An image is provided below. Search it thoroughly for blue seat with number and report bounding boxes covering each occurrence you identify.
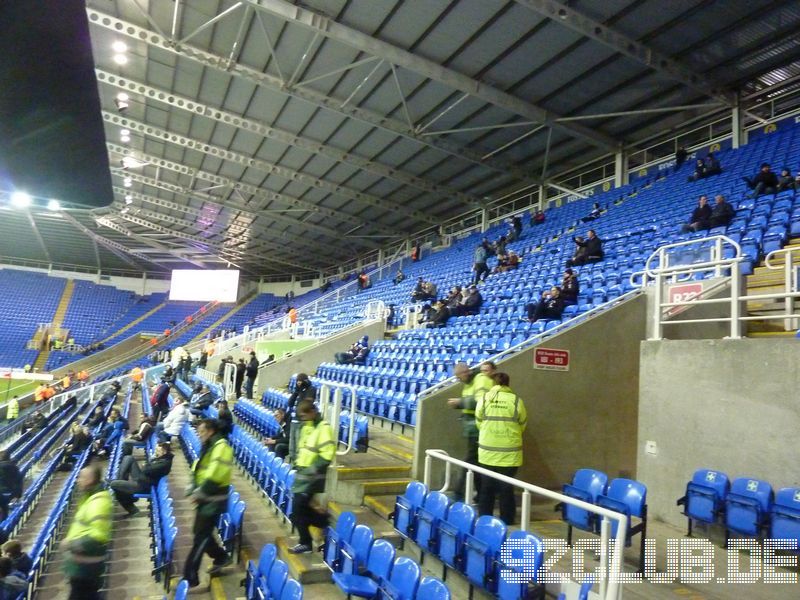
[769,487,800,549]
[725,478,773,543]
[677,469,729,535]
[437,502,475,570]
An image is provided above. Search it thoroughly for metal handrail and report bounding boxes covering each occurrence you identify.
[424,449,627,600]
[764,246,800,330]
[318,382,357,456]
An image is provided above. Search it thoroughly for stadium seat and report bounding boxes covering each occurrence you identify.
[246,544,277,600]
[332,538,396,599]
[559,468,608,540]
[437,501,475,571]
[380,556,421,600]
[394,481,427,543]
[323,511,357,571]
[416,577,450,600]
[495,530,544,600]
[769,487,800,549]
[462,515,507,592]
[415,491,449,555]
[339,524,374,576]
[725,478,774,544]
[595,478,648,571]
[677,469,730,536]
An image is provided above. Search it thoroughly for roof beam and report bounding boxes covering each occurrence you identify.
[25,212,51,264]
[106,143,388,244]
[85,9,543,189]
[102,111,439,227]
[91,237,101,270]
[95,70,484,209]
[512,0,735,105]
[247,0,618,151]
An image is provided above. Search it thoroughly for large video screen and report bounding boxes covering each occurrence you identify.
[169,270,240,302]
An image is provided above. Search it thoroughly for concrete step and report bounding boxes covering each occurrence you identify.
[274,535,331,585]
[362,494,397,521]
[748,330,797,338]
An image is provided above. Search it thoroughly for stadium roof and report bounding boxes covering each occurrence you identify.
[2,0,800,278]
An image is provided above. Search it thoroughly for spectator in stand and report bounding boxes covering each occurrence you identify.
[410,244,421,262]
[357,270,371,290]
[674,146,688,171]
[234,358,246,398]
[161,366,176,387]
[393,268,405,285]
[150,381,171,422]
[93,408,128,458]
[512,215,523,238]
[154,396,190,443]
[526,287,565,323]
[2,540,32,576]
[561,269,580,305]
[445,287,462,313]
[581,202,603,222]
[425,300,451,329]
[473,243,489,285]
[264,408,290,459]
[494,251,520,274]
[567,230,603,267]
[216,400,233,438]
[216,356,232,382]
[709,194,735,228]
[189,384,214,417]
[411,277,425,300]
[458,285,483,316]
[109,441,173,516]
[287,373,316,417]
[87,406,105,429]
[705,152,722,177]
[334,336,369,365]
[743,163,779,198]
[494,236,508,257]
[687,158,708,182]
[417,303,435,326]
[778,167,797,193]
[122,415,156,456]
[0,556,27,596]
[64,423,91,455]
[681,195,712,233]
[475,372,527,525]
[0,451,22,521]
[533,210,545,225]
[506,221,519,243]
[24,411,46,433]
[99,380,122,406]
[245,351,259,400]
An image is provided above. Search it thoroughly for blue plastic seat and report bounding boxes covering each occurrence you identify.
[394,481,427,542]
[415,491,449,554]
[246,543,277,599]
[266,559,289,600]
[332,539,396,599]
[380,556,421,600]
[462,515,507,591]
[725,477,774,543]
[595,478,648,572]
[769,487,800,549]
[415,577,450,600]
[279,579,303,600]
[173,579,189,600]
[677,469,729,535]
[559,469,608,540]
[437,502,475,570]
[339,524,374,576]
[323,511,357,571]
[495,530,544,600]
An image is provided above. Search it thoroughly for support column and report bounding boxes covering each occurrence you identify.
[539,185,546,210]
[732,95,743,149]
[614,149,629,188]
[481,208,489,233]
[142,272,147,296]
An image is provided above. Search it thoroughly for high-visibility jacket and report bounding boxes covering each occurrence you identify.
[43,387,56,400]
[6,397,18,420]
[34,385,46,402]
[61,376,71,389]
[131,367,143,383]
[63,487,112,579]
[77,370,89,381]
[293,418,335,495]
[475,385,527,467]
[191,435,233,514]
[288,308,298,324]
[456,372,493,438]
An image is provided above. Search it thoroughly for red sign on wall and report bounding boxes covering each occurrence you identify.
[534,348,570,371]
[667,283,703,316]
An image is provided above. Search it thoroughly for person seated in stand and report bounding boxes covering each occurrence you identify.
[493,236,507,257]
[505,221,518,243]
[681,195,712,233]
[93,408,127,458]
[99,380,122,405]
[581,202,603,222]
[189,384,214,417]
[417,303,435,326]
[109,441,173,517]
[494,251,519,273]
[512,215,523,238]
[709,194,735,229]
[743,163,779,198]
[122,415,156,456]
[334,336,369,365]
[0,556,27,596]
[411,277,436,301]
[457,285,483,316]
[533,209,545,225]
[421,280,437,300]
[216,400,233,438]
[426,300,451,329]
[1,540,31,576]
[704,152,722,177]
[778,167,797,193]
[566,230,603,267]
[561,269,579,305]
[526,287,565,323]
[687,158,708,182]
[445,286,463,313]
[87,406,105,429]
[154,396,190,443]
[23,411,46,433]
[264,408,290,459]
[393,268,405,285]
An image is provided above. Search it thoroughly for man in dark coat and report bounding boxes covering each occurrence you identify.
[567,230,603,267]
[109,442,173,515]
[0,451,22,520]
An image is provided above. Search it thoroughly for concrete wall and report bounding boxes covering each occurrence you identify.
[51,334,151,377]
[638,339,800,527]
[254,319,386,391]
[414,293,648,491]
[0,264,171,295]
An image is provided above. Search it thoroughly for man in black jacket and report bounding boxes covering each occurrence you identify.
[526,287,565,322]
[264,408,290,459]
[234,359,246,399]
[709,195,735,228]
[744,163,779,198]
[0,451,23,520]
[561,269,579,305]
[244,351,259,399]
[287,374,315,415]
[682,195,712,233]
[458,286,482,316]
[567,230,603,267]
[109,442,173,516]
[189,384,214,417]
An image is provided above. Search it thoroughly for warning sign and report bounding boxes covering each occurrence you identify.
[534,348,570,371]
[666,282,703,317]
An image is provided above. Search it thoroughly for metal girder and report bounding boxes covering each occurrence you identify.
[106,143,390,243]
[247,0,618,151]
[95,70,483,209]
[25,212,51,263]
[85,9,543,189]
[90,237,101,269]
[102,111,439,227]
[61,212,162,269]
[513,0,735,105]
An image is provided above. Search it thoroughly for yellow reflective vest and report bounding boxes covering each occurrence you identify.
[63,487,112,578]
[192,435,233,509]
[475,385,527,467]
[457,372,493,438]
[6,397,18,420]
[293,418,336,494]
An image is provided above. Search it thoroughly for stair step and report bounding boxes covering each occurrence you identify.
[327,500,402,545]
[335,465,411,481]
[360,479,412,496]
[363,494,398,520]
[748,331,797,338]
[275,536,332,584]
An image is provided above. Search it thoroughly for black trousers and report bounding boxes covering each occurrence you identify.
[454,436,481,502]
[291,493,330,546]
[183,509,228,587]
[478,464,518,526]
[109,456,148,512]
[69,576,102,600]
[473,263,490,285]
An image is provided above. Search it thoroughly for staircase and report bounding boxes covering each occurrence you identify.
[189,291,257,344]
[745,238,800,337]
[33,279,75,371]
[97,301,167,345]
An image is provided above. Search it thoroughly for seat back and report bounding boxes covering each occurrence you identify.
[464,516,507,589]
[267,559,289,599]
[279,579,303,600]
[173,579,189,600]
[562,469,607,531]
[726,478,774,537]
[438,502,475,568]
[387,556,421,600]
[684,469,729,523]
[417,577,450,600]
[394,481,427,537]
[366,539,396,581]
[770,487,800,543]
[340,524,374,575]
[496,530,544,600]
[258,544,278,582]
[323,511,357,568]
[416,491,449,552]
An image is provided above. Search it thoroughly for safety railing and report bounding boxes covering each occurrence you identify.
[763,246,800,331]
[424,449,626,600]
[637,235,800,338]
[363,300,386,321]
[318,382,358,457]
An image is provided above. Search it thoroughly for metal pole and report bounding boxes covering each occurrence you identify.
[520,490,531,532]
[464,470,474,507]
[423,455,431,488]
[785,253,793,331]
[730,260,742,339]
[599,517,610,598]
[653,270,663,340]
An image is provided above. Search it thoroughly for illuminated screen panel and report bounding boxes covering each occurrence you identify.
[169,270,239,302]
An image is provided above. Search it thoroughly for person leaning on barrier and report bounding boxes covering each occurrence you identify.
[63,465,112,600]
[447,363,494,503]
[475,372,527,526]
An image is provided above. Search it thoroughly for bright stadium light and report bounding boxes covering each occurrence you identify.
[123,177,132,188]
[10,191,32,208]
[112,40,127,53]
[125,194,133,204]
[47,199,61,211]
[113,53,128,65]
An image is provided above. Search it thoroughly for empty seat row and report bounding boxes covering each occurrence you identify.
[244,543,303,599]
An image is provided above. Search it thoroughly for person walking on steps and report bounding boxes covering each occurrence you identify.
[63,465,112,600]
[183,418,233,592]
[288,400,336,554]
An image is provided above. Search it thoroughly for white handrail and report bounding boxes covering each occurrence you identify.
[764,246,800,331]
[318,382,357,456]
[424,449,627,600]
